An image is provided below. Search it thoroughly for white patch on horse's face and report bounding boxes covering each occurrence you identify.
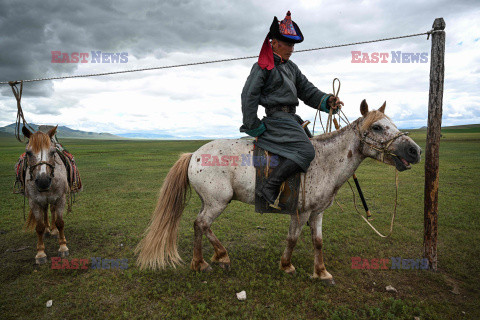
[39,148,48,174]
[371,118,399,139]
[32,146,54,175]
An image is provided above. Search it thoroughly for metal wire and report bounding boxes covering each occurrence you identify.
[0,30,433,85]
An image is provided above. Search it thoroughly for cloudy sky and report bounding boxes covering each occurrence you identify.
[0,0,479,138]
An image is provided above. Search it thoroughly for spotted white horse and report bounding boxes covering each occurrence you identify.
[136,100,421,284]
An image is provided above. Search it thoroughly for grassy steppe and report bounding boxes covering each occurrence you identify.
[0,131,478,319]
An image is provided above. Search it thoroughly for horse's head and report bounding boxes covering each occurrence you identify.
[23,126,58,192]
[358,100,421,171]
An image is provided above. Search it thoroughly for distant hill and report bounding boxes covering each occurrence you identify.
[116,132,220,140]
[440,124,480,133]
[0,123,124,140]
[0,131,12,137]
[117,132,177,139]
[2,123,477,141]
[409,124,480,133]
[442,124,480,129]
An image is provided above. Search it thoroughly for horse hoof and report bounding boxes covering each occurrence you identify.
[217,262,231,271]
[201,264,213,273]
[36,256,47,265]
[281,264,296,275]
[59,250,69,258]
[321,278,336,286]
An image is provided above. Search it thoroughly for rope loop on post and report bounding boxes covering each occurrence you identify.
[9,81,35,142]
[426,29,443,40]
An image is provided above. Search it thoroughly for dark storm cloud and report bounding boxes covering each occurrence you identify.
[0,0,477,101]
[0,0,266,98]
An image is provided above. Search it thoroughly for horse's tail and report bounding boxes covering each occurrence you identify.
[24,207,56,231]
[135,153,193,270]
[24,209,36,231]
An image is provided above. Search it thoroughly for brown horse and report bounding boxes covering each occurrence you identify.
[22,126,70,264]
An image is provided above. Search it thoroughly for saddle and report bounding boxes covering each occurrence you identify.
[14,152,27,195]
[56,146,83,193]
[254,146,302,214]
[253,114,311,214]
[14,142,82,195]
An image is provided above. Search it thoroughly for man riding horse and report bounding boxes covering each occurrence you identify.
[240,11,344,208]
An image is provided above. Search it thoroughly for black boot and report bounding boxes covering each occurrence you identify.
[256,159,303,209]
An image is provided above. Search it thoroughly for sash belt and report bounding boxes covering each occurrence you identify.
[266,106,296,117]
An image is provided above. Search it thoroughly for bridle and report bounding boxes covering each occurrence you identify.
[357,122,409,163]
[27,150,56,181]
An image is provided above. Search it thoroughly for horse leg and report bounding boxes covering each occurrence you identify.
[43,209,51,234]
[191,216,211,272]
[43,206,58,237]
[309,212,335,285]
[52,197,68,257]
[49,206,58,237]
[207,227,231,270]
[32,205,48,264]
[280,211,310,275]
[191,201,229,272]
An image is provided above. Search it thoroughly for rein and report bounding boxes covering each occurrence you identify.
[304,79,344,213]
[346,168,398,238]
[347,115,401,238]
[307,78,402,238]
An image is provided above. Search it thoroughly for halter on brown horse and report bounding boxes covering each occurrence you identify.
[22,126,70,264]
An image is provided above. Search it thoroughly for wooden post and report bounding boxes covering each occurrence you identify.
[424,18,446,271]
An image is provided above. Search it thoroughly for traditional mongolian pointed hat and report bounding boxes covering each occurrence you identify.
[258,11,304,70]
[270,11,304,43]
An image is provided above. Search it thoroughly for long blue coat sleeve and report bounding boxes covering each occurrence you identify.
[240,64,267,136]
[293,63,333,113]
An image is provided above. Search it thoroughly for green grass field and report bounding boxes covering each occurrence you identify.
[0,131,479,319]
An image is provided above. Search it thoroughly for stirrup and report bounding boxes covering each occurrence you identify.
[268,182,285,210]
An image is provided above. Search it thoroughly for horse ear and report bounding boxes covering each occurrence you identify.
[360,99,369,117]
[379,101,386,114]
[47,125,58,138]
[22,126,32,139]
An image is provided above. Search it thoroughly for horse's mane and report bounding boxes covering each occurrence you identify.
[28,131,51,153]
[360,110,391,131]
[312,111,390,141]
[311,120,354,142]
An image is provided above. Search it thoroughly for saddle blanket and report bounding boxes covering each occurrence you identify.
[254,145,302,215]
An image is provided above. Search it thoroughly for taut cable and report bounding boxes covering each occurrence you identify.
[0,30,433,85]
